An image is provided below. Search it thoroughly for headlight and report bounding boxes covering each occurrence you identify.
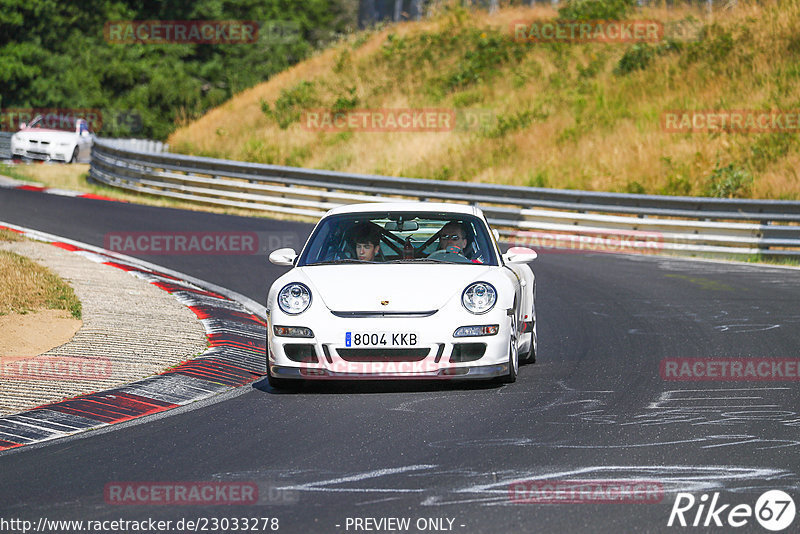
[273,325,314,338]
[462,282,497,314]
[454,325,499,337]
[278,283,312,315]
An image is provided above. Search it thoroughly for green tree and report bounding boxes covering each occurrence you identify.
[0,0,357,138]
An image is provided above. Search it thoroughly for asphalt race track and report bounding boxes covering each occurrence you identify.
[1,188,799,533]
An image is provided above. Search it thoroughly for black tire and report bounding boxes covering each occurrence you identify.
[519,333,536,365]
[69,147,79,163]
[267,363,296,390]
[520,312,536,365]
[500,316,518,384]
[520,286,537,364]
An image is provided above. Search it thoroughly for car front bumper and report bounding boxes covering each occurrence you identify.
[269,362,509,380]
[267,308,514,381]
[13,149,70,162]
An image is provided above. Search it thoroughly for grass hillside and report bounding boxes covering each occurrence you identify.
[169,0,800,199]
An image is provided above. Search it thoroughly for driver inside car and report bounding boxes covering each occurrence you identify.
[438,221,469,254]
[436,221,485,263]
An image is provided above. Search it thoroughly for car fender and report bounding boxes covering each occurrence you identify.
[503,263,534,342]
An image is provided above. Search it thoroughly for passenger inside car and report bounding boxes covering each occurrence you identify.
[351,223,383,261]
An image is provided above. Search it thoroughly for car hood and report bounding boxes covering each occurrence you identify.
[298,264,494,312]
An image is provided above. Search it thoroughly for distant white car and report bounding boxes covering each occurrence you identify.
[266,202,538,387]
[10,115,93,163]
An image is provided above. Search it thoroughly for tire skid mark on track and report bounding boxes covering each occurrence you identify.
[424,386,800,453]
[248,464,798,507]
[0,222,266,452]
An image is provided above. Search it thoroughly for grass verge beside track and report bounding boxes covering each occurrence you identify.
[0,230,81,319]
[0,162,310,221]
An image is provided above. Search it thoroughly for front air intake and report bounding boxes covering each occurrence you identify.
[284,344,318,363]
[449,343,486,363]
[336,348,430,361]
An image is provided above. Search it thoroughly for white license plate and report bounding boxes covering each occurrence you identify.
[345,332,418,347]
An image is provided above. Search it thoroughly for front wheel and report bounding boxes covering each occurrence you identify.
[500,316,518,384]
[69,147,78,163]
[520,310,536,364]
[519,333,536,364]
[520,286,537,364]
[267,363,297,390]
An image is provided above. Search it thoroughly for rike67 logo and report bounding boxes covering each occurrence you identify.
[668,490,795,531]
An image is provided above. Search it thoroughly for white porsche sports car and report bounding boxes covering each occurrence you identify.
[266,202,537,387]
[10,115,94,163]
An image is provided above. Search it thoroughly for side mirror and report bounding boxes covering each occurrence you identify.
[502,246,538,264]
[19,122,26,129]
[269,247,297,266]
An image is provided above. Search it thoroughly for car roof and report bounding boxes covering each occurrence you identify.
[324,202,482,218]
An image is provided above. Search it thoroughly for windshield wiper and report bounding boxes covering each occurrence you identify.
[384,258,449,264]
[309,259,370,265]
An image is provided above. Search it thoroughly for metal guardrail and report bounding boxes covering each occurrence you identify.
[99,138,169,154]
[0,132,12,159]
[89,138,800,259]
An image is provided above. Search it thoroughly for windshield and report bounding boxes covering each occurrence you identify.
[25,115,89,133]
[297,212,498,266]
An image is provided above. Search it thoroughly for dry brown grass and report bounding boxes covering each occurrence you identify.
[7,163,93,190]
[168,0,800,200]
[0,229,24,242]
[0,250,81,318]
